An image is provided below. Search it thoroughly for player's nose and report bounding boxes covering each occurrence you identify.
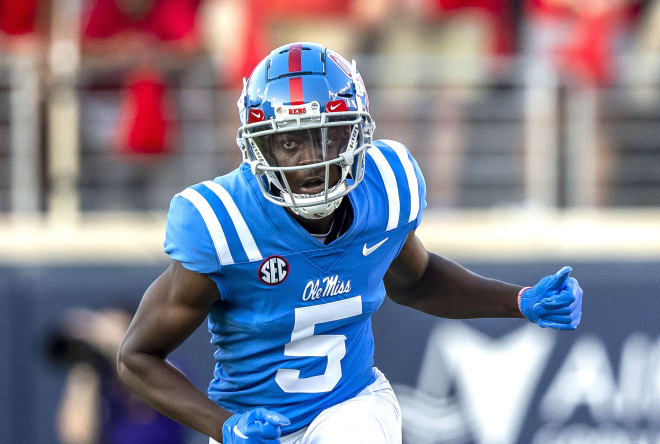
[297,140,323,166]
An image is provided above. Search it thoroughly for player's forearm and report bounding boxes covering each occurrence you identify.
[386,253,524,318]
[117,350,229,442]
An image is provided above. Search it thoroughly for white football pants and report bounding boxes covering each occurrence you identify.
[210,367,402,444]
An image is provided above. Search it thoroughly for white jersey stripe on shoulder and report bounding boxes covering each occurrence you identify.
[368,147,400,231]
[177,188,234,266]
[381,140,419,222]
[202,180,263,262]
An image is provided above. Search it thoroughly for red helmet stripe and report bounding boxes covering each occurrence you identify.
[288,43,302,73]
[289,77,303,105]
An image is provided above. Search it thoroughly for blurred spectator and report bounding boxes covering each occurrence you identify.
[74,0,210,211]
[0,0,48,52]
[200,0,388,87]
[0,0,39,35]
[264,0,388,58]
[370,0,518,207]
[428,0,516,60]
[376,0,516,86]
[524,0,640,87]
[115,68,177,156]
[632,0,660,107]
[200,0,270,87]
[47,307,185,444]
[81,0,201,55]
[80,0,204,157]
[522,0,642,206]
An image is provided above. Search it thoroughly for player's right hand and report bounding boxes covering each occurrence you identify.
[222,408,290,444]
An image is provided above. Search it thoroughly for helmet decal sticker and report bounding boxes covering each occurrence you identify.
[247,109,265,123]
[328,52,353,79]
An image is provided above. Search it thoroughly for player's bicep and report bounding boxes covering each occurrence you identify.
[121,261,220,359]
[385,230,429,292]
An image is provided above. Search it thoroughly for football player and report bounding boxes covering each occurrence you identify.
[117,42,583,444]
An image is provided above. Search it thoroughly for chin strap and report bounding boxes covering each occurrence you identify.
[282,181,348,219]
[289,195,344,219]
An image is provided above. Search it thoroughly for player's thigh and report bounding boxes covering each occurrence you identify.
[301,385,402,443]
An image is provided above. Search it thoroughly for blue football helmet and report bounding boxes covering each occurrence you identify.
[236,42,375,219]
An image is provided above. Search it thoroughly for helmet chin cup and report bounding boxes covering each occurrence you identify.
[281,181,348,219]
[289,196,344,219]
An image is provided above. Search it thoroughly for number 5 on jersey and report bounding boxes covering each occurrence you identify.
[275,296,363,393]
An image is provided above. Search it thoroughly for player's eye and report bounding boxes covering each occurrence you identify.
[282,139,299,151]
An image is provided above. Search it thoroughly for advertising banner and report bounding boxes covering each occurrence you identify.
[373,262,660,444]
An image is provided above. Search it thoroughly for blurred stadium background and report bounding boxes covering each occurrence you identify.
[1,0,659,443]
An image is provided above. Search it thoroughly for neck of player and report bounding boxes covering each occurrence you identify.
[286,208,336,235]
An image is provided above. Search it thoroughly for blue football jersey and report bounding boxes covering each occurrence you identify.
[163,139,427,434]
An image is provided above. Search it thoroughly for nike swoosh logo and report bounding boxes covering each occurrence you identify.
[250,111,262,118]
[329,103,341,111]
[363,237,388,256]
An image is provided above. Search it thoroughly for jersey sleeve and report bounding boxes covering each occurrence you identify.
[407,144,427,230]
[163,193,220,275]
[372,139,427,230]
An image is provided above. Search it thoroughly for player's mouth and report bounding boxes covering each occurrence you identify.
[299,176,325,193]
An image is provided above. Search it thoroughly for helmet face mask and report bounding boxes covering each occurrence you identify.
[236,43,375,219]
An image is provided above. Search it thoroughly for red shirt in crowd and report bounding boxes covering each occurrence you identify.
[82,0,201,42]
[0,0,39,36]
[526,0,642,86]
[429,0,515,56]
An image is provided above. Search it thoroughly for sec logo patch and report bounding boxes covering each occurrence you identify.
[258,255,289,285]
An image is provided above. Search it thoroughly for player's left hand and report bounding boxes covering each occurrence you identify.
[519,266,583,330]
[222,408,291,444]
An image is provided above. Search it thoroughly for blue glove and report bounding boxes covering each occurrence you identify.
[519,266,583,330]
[222,408,290,444]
